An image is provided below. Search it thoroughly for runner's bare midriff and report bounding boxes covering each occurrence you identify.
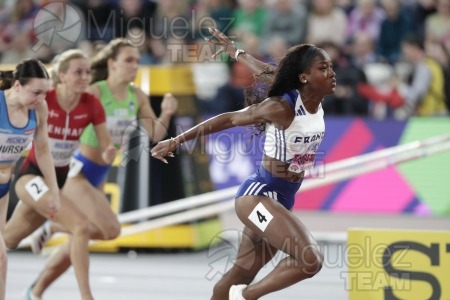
[0,164,14,184]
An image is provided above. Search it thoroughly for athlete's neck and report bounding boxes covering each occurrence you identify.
[4,89,25,111]
[56,85,81,112]
[298,89,322,114]
[106,76,129,100]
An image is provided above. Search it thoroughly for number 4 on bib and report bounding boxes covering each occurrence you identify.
[248,202,273,232]
[257,211,267,223]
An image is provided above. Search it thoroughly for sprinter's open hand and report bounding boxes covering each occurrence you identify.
[150,138,178,164]
[205,27,237,59]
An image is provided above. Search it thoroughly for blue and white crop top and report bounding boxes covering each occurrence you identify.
[264,90,325,173]
[0,91,37,164]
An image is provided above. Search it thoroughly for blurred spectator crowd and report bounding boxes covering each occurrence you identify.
[0,0,449,119]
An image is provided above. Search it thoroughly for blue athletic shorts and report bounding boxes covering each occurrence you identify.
[0,181,11,198]
[72,152,111,188]
[235,165,303,210]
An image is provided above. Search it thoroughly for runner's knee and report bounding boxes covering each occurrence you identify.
[4,239,18,250]
[300,246,323,278]
[72,219,90,238]
[3,232,19,250]
[103,220,120,240]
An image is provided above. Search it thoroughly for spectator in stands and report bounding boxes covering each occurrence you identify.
[425,39,450,113]
[320,41,369,116]
[203,61,252,113]
[405,0,436,40]
[378,0,414,65]
[0,0,38,63]
[126,27,155,65]
[336,0,356,15]
[347,0,385,42]
[307,0,348,47]
[114,0,156,38]
[261,0,308,51]
[264,35,289,63]
[31,0,86,63]
[76,0,118,42]
[425,0,450,44]
[190,0,234,40]
[230,0,267,38]
[396,34,448,117]
[349,32,377,68]
[150,0,189,64]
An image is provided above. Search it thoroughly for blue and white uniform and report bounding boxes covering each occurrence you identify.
[0,91,37,197]
[236,90,325,210]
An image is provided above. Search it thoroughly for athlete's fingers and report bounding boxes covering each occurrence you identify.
[205,38,221,46]
[151,152,168,164]
[212,49,224,59]
[209,27,228,41]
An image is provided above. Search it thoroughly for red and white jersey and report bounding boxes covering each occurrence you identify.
[27,89,106,167]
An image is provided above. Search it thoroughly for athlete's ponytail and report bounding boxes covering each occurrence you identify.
[0,59,49,90]
[0,70,14,90]
[90,38,134,83]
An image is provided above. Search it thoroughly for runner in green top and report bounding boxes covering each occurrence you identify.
[80,80,139,148]
[28,38,178,299]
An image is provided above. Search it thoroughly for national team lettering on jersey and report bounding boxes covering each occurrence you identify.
[26,90,106,167]
[107,114,136,146]
[0,91,37,164]
[48,138,80,166]
[264,91,325,173]
[80,81,139,149]
[0,135,32,163]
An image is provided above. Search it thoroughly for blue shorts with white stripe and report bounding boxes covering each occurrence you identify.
[235,165,303,210]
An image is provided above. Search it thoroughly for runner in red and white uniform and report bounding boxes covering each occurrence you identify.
[4,49,115,300]
[21,88,107,187]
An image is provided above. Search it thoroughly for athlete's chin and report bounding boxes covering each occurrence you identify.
[28,100,42,108]
[326,86,336,95]
[75,85,88,94]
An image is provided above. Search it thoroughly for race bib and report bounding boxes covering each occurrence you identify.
[25,176,49,202]
[248,202,274,232]
[49,138,80,167]
[67,157,84,178]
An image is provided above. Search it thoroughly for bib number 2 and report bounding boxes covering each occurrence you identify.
[248,202,273,232]
[25,176,49,202]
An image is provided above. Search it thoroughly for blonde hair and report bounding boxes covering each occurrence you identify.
[51,49,88,84]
